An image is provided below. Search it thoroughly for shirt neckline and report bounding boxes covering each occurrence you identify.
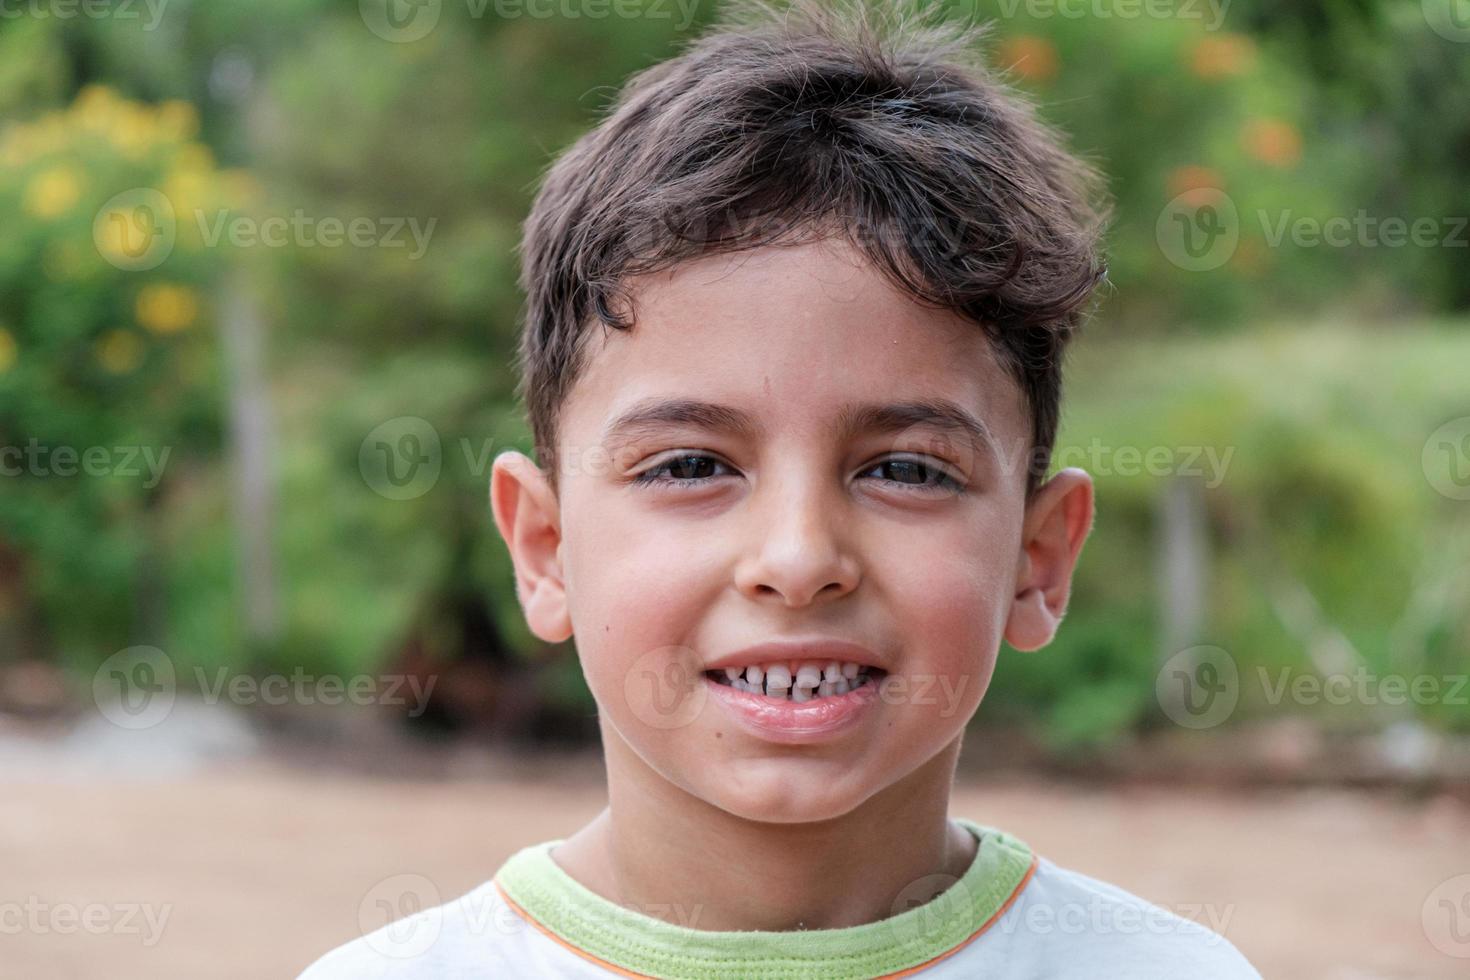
[494,817,1036,979]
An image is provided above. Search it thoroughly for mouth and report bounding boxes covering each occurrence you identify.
[700,657,887,745]
[702,660,887,703]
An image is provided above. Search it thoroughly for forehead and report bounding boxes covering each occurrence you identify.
[559,238,1028,450]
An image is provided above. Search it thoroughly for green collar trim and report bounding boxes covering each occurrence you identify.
[494,818,1035,979]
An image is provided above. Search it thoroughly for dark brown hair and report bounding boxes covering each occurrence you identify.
[515,0,1109,498]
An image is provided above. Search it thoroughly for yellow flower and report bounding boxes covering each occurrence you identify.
[0,130,26,169]
[174,144,215,174]
[23,166,84,219]
[156,100,200,141]
[73,85,121,132]
[162,168,211,223]
[135,283,199,334]
[2,124,36,164]
[96,329,144,374]
[31,116,68,156]
[110,104,157,159]
[0,327,16,374]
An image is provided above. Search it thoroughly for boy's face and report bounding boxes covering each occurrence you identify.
[493,238,1092,824]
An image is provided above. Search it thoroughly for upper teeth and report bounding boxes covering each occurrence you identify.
[715,661,874,700]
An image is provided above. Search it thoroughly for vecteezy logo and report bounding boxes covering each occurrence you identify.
[1424,0,1470,42]
[1156,189,1239,272]
[359,417,442,500]
[1423,874,1470,958]
[93,646,177,729]
[623,646,708,730]
[360,0,441,42]
[888,873,971,948]
[1155,645,1239,730]
[93,188,177,272]
[1423,416,1470,501]
[359,873,443,958]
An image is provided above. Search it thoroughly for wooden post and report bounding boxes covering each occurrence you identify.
[220,269,279,646]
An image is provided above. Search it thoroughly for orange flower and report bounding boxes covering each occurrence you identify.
[1189,35,1254,80]
[998,36,1057,84]
[1230,238,1266,275]
[1166,165,1225,206]
[1242,118,1302,168]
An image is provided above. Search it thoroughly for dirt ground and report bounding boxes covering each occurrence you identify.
[4,745,1468,980]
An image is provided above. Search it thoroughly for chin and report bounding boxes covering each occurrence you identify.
[697,760,875,824]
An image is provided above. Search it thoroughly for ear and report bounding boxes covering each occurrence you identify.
[489,450,573,644]
[1002,467,1095,652]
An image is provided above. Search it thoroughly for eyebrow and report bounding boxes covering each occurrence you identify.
[602,398,761,446]
[601,396,998,460]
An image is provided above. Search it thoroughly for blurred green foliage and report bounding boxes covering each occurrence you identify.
[992,323,1470,744]
[0,85,235,664]
[1,0,1466,743]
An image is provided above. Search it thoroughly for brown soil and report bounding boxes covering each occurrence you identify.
[4,749,1466,979]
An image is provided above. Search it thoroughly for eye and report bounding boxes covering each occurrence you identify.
[631,453,734,488]
[861,456,965,493]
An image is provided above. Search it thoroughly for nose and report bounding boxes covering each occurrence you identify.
[733,474,861,607]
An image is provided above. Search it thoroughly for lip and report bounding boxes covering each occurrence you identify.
[700,638,889,744]
[703,638,887,674]
[703,674,881,744]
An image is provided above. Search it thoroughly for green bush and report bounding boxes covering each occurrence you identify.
[988,322,1470,745]
[0,87,235,666]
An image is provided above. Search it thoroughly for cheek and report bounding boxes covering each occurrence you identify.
[561,500,718,707]
[889,534,1013,692]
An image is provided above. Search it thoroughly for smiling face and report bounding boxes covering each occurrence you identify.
[492,236,1093,825]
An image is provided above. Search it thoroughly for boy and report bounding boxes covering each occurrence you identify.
[303,1,1260,976]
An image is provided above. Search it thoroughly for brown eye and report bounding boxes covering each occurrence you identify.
[632,453,731,486]
[863,456,963,492]
[883,459,929,484]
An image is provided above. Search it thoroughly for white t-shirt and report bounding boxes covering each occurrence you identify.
[299,818,1260,979]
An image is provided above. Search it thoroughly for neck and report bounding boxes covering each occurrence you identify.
[552,733,975,932]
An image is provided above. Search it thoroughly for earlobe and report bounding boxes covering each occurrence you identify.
[1001,467,1095,653]
[489,450,573,644]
